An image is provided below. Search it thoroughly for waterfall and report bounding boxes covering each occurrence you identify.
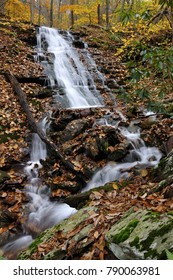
[81,126,162,193]
[2,27,162,259]
[3,116,77,259]
[36,26,105,108]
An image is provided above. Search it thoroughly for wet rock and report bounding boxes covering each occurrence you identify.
[72,40,85,49]
[85,126,127,160]
[0,209,16,228]
[52,108,94,131]
[59,119,91,142]
[106,79,119,89]
[165,136,173,154]
[163,186,173,199]
[34,88,53,99]
[106,208,173,259]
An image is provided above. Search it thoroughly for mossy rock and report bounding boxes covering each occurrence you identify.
[105,208,173,260]
[18,206,98,260]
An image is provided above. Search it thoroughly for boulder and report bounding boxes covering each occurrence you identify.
[18,206,99,260]
[59,119,90,142]
[105,208,173,259]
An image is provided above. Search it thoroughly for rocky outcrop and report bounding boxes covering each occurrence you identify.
[17,206,173,260]
[18,206,100,260]
[152,148,173,192]
[106,208,173,259]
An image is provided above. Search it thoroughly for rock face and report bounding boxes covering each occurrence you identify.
[18,206,99,260]
[18,206,173,260]
[105,208,173,260]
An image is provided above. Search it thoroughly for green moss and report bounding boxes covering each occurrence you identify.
[130,236,140,248]
[18,229,52,259]
[161,237,167,243]
[140,219,173,253]
[112,219,139,244]
[143,211,160,221]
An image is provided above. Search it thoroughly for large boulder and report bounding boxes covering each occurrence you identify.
[105,208,173,260]
[18,206,99,260]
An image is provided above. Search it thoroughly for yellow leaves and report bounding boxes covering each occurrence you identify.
[140,169,148,177]
[13,144,18,150]
[94,231,99,239]
[112,183,119,190]
[5,0,30,22]
[0,158,5,165]
[71,160,83,171]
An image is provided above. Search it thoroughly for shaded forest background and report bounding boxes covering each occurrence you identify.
[0,0,173,31]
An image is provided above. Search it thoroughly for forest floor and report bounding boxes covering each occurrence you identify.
[0,17,173,260]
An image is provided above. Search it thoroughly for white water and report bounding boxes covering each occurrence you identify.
[3,117,77,258]
[2,28,162,258]
[81,126,162,192]
[36,26,104,108]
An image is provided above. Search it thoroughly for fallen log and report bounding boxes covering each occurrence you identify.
[5,70,88,182]
[15,75,48,86]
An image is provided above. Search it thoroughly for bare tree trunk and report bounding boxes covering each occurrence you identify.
[97,4,102,25]
[0,0,7,14]
[70,0,75,28]
[38,0,42,26]
[30,0,34,24]
[50,0,54,27]
[57,0,62,26]
[106,0,110,29]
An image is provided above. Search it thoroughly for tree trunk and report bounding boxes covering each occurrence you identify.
[50,0,54,27]
[38,0,42,26]
[5,71,89,182]
[0,0,6,14]
[30,0,34,24]
[97,4,102,25]
[70,0,74,28]
[105,0,110,29]
[57,0,62,26]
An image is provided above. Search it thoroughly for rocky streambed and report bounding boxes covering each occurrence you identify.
[1,20,173,260]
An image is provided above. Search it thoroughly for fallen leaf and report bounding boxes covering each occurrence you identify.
[140,169,148,177]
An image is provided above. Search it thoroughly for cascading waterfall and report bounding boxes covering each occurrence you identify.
[2,27,162,259]
[36,26,105,108]
[3,116,77,258]
[81,126,162,193]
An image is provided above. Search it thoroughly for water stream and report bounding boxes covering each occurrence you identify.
[81,126,162,192]
[3,26,106,258]
[36,26,105,108]
[2,27,162,258]
[3,117,77,258]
